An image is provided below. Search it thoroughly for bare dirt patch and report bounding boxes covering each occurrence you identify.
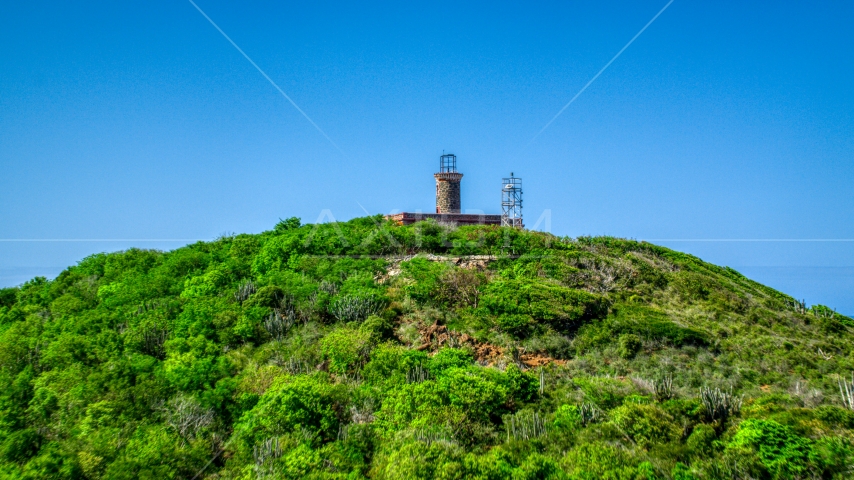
[415,322,565,368]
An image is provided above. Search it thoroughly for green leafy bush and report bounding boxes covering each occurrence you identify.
[573,304,708,355]
[686,424,717,458]
[236,373,342,444]
[561,442,648,479]
[727,419,814,478]
[552,405,582,432]
[480,279,607,337]
[610,403,679,448]
[618,333,642,359]
[320,326,372,374]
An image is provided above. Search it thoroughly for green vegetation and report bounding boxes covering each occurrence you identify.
[1,215,853,479]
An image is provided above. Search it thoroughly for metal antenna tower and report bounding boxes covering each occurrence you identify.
[501,173,523,228]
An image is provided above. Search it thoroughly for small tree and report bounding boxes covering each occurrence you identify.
[274,217,301,234]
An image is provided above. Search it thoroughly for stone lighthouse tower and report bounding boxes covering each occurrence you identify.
[434,153,463,213]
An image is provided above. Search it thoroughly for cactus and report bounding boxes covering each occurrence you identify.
[142,324,168,359]
[329,295,385,323]
[700,387,742,423]
[253,437,282,479]
[654,375,674,402]
[235,281,256,302]
[539,369,545,395]
[414,426,455,446]
[319,280,339,295]
[579,403,600,426]
[633,374,675,402]
[506,411,549,441]
[406,363,430,384]
[839,373,854,410]
[263,310,294,341]
[280,357,310,375]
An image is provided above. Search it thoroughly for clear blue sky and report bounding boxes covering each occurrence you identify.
[1,1,852,313]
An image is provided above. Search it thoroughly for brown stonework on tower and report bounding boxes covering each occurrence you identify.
[435,153,463,213]
[435,172,463,213]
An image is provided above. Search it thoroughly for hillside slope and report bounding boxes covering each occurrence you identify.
[1,216,853,479]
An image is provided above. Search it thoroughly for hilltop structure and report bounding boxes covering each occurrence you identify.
[434,153,463,213]
[385,153,507,226]
[501,173,523,228]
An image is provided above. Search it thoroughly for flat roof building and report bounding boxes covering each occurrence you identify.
[385,212,503,226]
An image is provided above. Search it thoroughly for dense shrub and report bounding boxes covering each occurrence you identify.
[618,333,642,359]
[235,373,343,444]
[320,326,372,374]
[480,279,607,337]
[561,443,650,479]
[610,403,679,448]
[727,419,815,478]
[686,424,717,458]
